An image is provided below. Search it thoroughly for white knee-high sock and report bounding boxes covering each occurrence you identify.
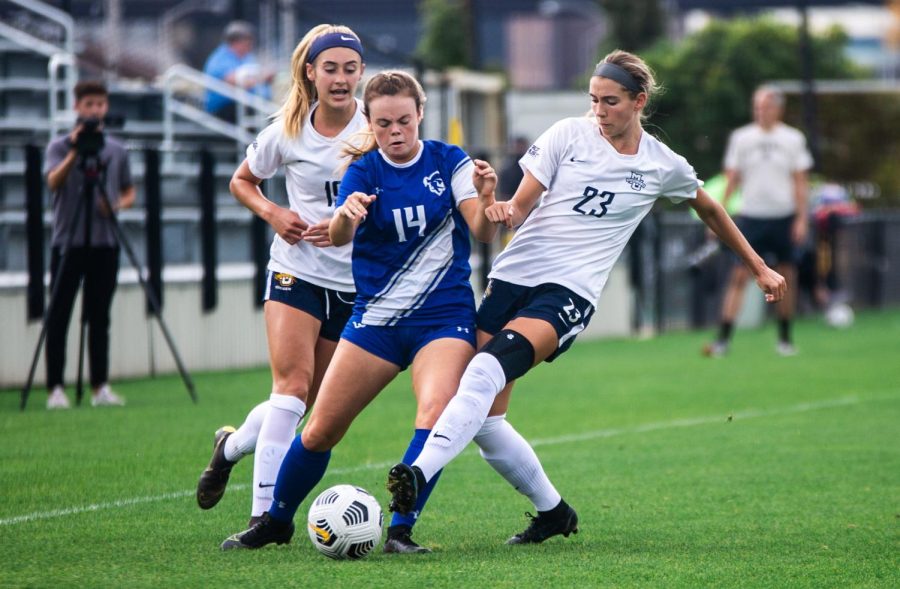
[252,393,306,517]
[413,353,506,481]
[474,414,561,512]
[223,400,270,462]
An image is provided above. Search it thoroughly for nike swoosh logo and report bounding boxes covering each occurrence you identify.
[569,156,585,163]
[340,35,356,41]
[433,433,451,441]
[258,482,275,488]
[308,523,331,542]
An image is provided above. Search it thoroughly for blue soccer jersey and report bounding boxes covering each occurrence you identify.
[337,140,478,326]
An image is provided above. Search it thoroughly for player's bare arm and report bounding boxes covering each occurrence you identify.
[461,159,499,243]
[301,219,334,248]
[230,159,308,245]
[330,191,375,246]
[690,188,785,302]
[485,170,545,229]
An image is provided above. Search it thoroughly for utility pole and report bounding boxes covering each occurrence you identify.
[797,0,820,171]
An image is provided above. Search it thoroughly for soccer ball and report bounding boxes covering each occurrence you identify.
[825,303,854,329]
[307,485,384,559]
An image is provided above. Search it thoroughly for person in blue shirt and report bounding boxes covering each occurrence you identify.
[220,70,499,552]
[203,21,273,122]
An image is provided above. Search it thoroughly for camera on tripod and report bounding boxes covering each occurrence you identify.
[75,115,125,157]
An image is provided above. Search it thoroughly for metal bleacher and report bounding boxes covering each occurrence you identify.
[0,2,284,275]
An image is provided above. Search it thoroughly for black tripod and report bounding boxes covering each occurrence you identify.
[21,148,197,410]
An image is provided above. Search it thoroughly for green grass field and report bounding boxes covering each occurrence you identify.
[2,310,898,588]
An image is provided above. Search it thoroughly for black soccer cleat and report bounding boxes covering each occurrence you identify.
[506,501,579,545]
[383,525,432,554]
[197,426,236,509]
[386,463,424,515]
[220,512,294,550]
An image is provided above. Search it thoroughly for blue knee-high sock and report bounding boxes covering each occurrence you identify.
[390,428,443,528]
[268,434,331,523]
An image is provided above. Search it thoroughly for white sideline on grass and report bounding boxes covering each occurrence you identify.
[0,394,886,527]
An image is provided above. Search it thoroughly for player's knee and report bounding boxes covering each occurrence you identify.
[481,329,535,382]
[300,399,354,451]
[300,422,341,452]
[414,401,445,429]
[270,375,312,401]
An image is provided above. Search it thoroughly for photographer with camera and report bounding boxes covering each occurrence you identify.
[43,80,135,409]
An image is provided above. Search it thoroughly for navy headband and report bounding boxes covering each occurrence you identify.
[592,62,642,93]
[307,32,364,64]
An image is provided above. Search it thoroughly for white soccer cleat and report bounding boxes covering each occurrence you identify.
[776,341,798,357]
[92,384,126,407]
[47,386,71,410]
[702,341,728,358]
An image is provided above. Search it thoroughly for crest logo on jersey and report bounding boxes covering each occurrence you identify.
[423,171,446,196]
[274,273,296,289]
[527,144,541,157]
[626,171,646,191]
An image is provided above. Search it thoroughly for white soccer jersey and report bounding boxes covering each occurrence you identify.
[246,99,367,291]
[489,116,701,305]
[723,122,812,219]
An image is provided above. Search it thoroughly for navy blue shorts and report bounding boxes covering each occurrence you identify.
[263,271,355,342]
[476,279,595,362]
[736,215,796,266]
[340,318,476,371]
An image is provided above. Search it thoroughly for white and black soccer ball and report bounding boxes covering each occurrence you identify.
[307,485,384,560]
[825,303,855,329]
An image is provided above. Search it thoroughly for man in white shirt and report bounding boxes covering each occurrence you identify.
[706,86,812,357]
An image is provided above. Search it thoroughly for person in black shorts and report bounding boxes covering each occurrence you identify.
[195,25,368,535]
[386,51,785,549]
[704,86,812,357]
